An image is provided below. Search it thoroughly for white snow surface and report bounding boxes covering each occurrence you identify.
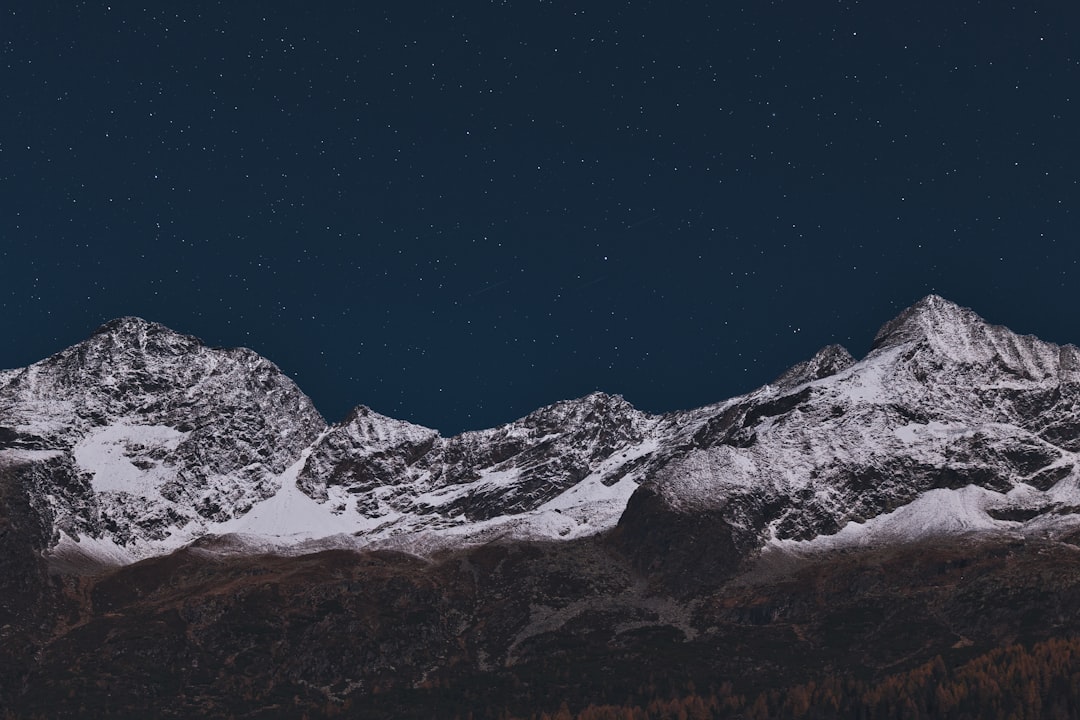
[74,424,187,496]
[769,485,1009,554]
[215,451,359,540]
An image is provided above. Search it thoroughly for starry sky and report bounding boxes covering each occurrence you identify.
[2,2,1078,434]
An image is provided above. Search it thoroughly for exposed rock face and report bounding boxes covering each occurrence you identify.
[772,343,856,389]
[298,392,662,526]
[0,317,326,551]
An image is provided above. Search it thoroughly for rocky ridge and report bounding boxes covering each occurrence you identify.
[3,296,1080,568]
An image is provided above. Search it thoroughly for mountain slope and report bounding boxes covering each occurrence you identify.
[618,295,1080,586]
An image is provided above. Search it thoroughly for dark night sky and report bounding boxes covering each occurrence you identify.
[1,2,1078,434]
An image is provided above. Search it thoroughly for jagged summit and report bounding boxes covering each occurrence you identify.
[89,313,203,345]
[340,403,437,436]
[773,343,855,389]
[87,316,205,354]
[870,294,983,351]
[869,295,1080,379]
[518,390,641,428]
[92,315,176,336]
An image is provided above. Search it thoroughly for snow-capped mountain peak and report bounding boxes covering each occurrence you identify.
[870,294,978,351]
[621,296,1080,577]
[869,294,1080,378]
[0,317,327,554]
[89,315,203,352]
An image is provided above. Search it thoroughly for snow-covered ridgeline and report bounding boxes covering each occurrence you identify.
[11,295,1080,566]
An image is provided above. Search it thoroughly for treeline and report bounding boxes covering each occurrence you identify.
[513,636,1080,720]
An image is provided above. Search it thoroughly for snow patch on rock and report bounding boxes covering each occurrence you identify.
[74,424,187,496]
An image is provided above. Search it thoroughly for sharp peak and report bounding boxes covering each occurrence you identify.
[92,316,193,338]
[908,293,965,313]
[551,390,635,410]
[515,391,641,424]
[342,404,437,431]
[773,343,855,389]
[580,390,627,402]
[898,294,972,319]
[80,317,218,358]
[870,295,988,351]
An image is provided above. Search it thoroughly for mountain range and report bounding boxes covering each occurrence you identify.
[5,295,1080,718]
